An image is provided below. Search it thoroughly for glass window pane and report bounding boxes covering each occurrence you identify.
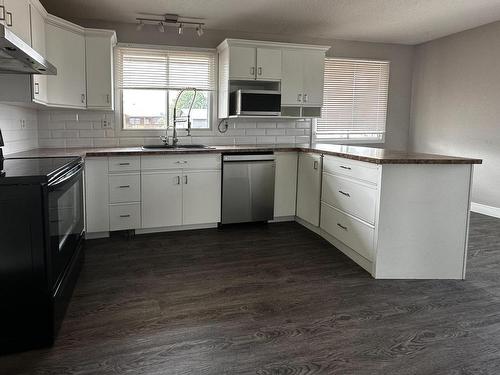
[169,90,210,129]
[122,89,167,129]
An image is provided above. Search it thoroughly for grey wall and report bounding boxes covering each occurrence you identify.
[71,19,415,150]
[410,21,500,209]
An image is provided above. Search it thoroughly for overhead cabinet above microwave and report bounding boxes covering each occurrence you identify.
[217,39,330,119]
[0,0,116,110]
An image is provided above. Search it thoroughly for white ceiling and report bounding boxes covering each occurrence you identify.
[40,0,500,45]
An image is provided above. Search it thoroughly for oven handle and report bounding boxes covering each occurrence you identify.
[48,162,84,190]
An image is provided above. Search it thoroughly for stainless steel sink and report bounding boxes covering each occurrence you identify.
[142,144,214,150]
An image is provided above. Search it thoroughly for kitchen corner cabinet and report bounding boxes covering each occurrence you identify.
[274,152,298,218]
[85,29,117,110]
[296,152,322,226]
[2,0,31,45]
[46,15,86,108]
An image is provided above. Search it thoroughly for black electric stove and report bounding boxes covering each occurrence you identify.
[0,154,85,354]
[0,156,82,185]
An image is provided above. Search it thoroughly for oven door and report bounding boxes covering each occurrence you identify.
[48,161,84,290]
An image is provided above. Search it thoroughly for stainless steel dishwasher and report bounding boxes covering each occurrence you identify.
[221,153,276,224]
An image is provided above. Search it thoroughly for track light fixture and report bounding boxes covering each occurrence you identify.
[135,14,205,37]
[196,24,204,37]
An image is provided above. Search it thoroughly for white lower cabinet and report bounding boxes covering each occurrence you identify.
[182,171,221,225]
[110,203,141,231]
[85,158,109,233]
[274,152,298,218]
[296,152,322,226]
[141,171,183,229]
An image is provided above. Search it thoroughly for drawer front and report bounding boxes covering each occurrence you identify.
[109,204,141,231]
[109,174,140,203]
[322,173,377,224]
[108,156,141,172]
[320,203,375,261]
[323,155,380,184]
[141,154,222,171]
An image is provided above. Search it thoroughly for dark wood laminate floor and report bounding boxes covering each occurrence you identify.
[2,213,500,374]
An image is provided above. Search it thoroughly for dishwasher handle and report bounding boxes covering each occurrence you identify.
[223,154,275,162]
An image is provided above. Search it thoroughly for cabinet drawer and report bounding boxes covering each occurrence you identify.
[322,173,378,225]
[108,156,140,172]
[109,203,141,231]
[323,155,380,184]
[320,203,375,261]
[109,174,140,203]
[141,154,221,171]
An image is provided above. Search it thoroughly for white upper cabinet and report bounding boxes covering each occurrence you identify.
[30,1,47,104]
[282,49,325,106]
[2,0,31,45]
[85,29,117,110]
[46,16,87,108]
[226,43,282,81]
[229,46,256,80]
[256,47,282,80]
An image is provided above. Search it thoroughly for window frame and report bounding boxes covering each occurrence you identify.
[313,57,390,144]
[113,43,219,138]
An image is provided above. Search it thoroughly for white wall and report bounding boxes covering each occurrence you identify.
[0,104,38,155]
[58,19,415,150]
[410,21,500,212]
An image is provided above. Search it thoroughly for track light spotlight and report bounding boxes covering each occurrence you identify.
[178,23,183,35]
[158,22,165,32]
[136,20,144,31]
[196,24,204,36]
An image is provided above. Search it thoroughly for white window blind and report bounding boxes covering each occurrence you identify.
[317,58,390,139]
[116,47,216,91]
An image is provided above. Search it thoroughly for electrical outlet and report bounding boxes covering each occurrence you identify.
[20,119,26,129]
[101,120,111,128]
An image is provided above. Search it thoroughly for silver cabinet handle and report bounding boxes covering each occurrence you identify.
[337,223,348,231]
[175,160,188,164]
[118,162,130,166]
[297,94,302,103]
[258,67,262,76]
[313,160,319,170]
[120,214,131,218]
[34,82,40,95]
[176,176,180,185]
[6,11,12,27]
[338,190,350,197]
[0,6,5,21]
[118,185,130,189]
[184,175,188,184]
[250,67,255,76]
[340,165,352,170]
[106,94,110,104]
[81,93,86,104]
[303,94,308,102]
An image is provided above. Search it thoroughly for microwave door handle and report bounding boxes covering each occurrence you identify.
[49,162,83,190]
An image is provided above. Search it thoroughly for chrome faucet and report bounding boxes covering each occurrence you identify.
[161,88,198,146]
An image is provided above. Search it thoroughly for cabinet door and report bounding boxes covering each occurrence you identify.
[229,46,256,80]
[46,23,86,108]
[281,49,304,105]
[85,158,109,233]
[30,3,47,103]
[3,0,31,45]
[302,50,325,106]
[296,153,322,226]
[86,33,114,109]
[256,47,281,80]
[141,171,182,229]
[182,170,221,225]
[274,152,298,218]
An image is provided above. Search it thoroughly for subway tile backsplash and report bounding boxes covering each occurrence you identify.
[37,109,312,148]
[0,104,38,155]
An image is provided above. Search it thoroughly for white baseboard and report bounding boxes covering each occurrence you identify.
[471,202,500,218]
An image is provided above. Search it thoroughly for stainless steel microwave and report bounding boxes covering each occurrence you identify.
[229,89,281,116]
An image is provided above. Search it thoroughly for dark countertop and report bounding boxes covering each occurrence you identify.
[6,144,482,165]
